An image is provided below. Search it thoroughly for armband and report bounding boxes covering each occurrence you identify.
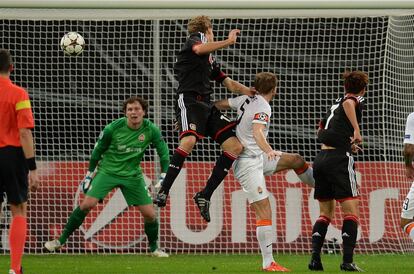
[26,157,37,171]
[210,61,228,83]
[214,71,228,83]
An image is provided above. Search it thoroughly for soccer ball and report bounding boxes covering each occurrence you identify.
[60,32,85,56]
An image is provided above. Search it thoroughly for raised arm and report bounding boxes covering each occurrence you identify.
[193,29,240,55]
[222,77,254,96]
[210,59,254,96]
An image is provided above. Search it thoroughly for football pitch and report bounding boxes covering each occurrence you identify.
[1,254,414,273]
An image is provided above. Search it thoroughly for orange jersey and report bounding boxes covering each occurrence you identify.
[0,77,34,148]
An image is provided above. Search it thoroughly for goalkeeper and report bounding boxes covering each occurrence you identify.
[44,96,169,257]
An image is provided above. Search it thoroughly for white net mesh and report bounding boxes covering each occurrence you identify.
[0,11,413,254]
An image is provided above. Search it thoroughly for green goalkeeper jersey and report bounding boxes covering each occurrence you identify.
[88,117,169,179]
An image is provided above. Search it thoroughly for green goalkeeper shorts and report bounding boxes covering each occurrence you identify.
[86,172,152,206]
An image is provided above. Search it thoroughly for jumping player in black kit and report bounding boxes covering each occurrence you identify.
[308,71,368,272]
[154,15,253,222]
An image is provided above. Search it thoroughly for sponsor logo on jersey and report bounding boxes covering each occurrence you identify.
[117,145,142,153]
[254,112,269,122]
[189,123,197,131]
[405,134,411,140]
[138,134,145,142]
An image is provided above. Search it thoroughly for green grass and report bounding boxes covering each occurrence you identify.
[1,254,413,273]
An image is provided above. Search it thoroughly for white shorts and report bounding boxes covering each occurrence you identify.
[401,181,414,219]
[263,154,281,176]
[233,155,269,204]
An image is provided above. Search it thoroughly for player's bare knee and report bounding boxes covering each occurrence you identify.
[233,141,244,155]
[79,204,94,212]
[253,199,272,220]
[143,212,157,222]
[401,218,412,230]
[292,153,305,169]
[319,200,335,219]
[179,135,197,152]
[9,202,27,217]
[80,199,98,211]
[319,210,334,220]
[341,204,359,217]
[138,204,157,220]
[222,138,243,155]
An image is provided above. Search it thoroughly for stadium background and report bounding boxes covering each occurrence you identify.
[0,18,388,161]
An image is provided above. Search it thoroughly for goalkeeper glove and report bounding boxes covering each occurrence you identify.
[81,171,94,194]
[210,61,228,83]
[154,173,166,189]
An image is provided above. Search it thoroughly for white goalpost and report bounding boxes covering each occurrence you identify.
[0,0,414,255]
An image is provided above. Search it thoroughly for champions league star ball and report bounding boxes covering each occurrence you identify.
[60,32,85,56]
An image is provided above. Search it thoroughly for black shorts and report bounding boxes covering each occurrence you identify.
[313,149,359,201]
[0,146,29,204]
[175,93,236,145]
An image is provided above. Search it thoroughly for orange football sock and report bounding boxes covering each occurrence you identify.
[9,216,27,274]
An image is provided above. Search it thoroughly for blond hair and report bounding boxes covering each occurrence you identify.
[187,15,212,34]
[254,72,278,95]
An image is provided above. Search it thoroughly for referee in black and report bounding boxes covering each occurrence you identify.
[309,70,368,272]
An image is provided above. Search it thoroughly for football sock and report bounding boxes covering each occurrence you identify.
[311,215,330,261]
[294,162,315,187]
[403,222,414,241]
[256,219,274,268]
[9,216,27,273]
[342,215,358,264]
[145,219,159,252]
[59,206,88,245]
[159,147,188,194]
[200,151,237,200]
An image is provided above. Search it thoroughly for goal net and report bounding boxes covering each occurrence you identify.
[0,7,413,254]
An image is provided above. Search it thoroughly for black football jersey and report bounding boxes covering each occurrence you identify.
[318,95,365,151]
[174,32,216,96]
